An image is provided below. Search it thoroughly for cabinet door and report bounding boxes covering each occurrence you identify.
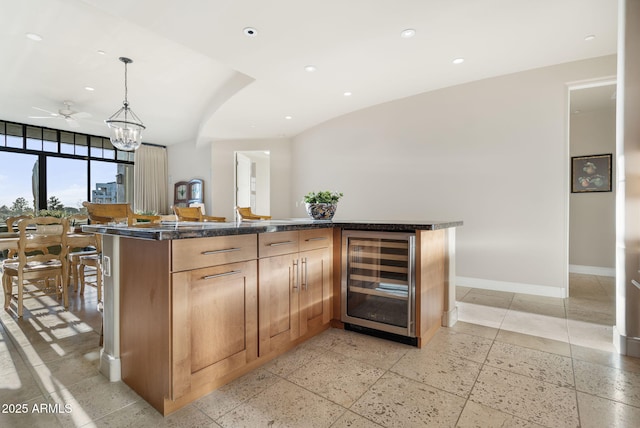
[258,253,300,356]
[299,247,331,336]
[172,260,257,399]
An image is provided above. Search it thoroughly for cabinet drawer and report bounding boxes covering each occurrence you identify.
[172,234,257,272]
[299,228,333,252]
[258,231,299,258]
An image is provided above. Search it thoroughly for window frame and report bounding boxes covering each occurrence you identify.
[0,120,135,211]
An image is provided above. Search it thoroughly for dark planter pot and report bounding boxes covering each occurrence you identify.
[305,203,337,220]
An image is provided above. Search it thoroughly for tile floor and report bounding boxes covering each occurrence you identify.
[1,273,640,427]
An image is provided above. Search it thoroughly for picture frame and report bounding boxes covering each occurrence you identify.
[174,181,189,206]
[571,154,612,193]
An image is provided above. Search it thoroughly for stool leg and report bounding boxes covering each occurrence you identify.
[79,263,86,296]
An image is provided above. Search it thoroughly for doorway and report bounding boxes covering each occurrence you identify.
[566,81,617,340]
[234,151,270,219]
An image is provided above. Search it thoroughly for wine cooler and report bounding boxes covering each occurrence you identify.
[341,230,416,339]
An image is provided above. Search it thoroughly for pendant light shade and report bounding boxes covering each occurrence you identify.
[105,57,145,151]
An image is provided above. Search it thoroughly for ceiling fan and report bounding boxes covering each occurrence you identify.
[29,100,91,128]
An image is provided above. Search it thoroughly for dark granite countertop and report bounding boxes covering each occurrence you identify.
[82,218,463,240]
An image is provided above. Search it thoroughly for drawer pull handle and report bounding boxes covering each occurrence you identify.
[201,247,241,255]
[268,240,295,247]
[305,237,327,242]
[202,270,241,280]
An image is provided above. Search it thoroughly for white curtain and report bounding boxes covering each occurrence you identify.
[134,144,168,214]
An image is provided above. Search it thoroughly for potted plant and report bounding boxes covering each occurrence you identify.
[303,191,343,220]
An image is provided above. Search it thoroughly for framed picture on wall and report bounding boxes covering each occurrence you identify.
[571,154,612,193]
[174,181,189,207]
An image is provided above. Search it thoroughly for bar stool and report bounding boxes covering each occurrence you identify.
[78,253,102,302]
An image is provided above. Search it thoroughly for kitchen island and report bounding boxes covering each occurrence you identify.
[84,218,461,415]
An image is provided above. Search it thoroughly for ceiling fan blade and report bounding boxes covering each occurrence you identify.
[65,117,80,128]
[29,115,56,119]
[32,106,58,116]
[71,111,91,119]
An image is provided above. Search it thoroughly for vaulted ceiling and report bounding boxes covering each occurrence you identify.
[0,0,617,146]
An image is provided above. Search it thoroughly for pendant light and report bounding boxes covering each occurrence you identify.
[105,57,145,151]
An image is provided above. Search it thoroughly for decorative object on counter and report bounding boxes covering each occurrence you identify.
[105,57,145,151]
[571,154,612,193]
[303,190,343,220]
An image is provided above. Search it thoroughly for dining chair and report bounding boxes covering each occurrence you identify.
[65,214,99,293]
[235,206,272,221]
[80,202,161,301]
[173,205,226,222]
[2,216,69,317]
[82,201,162,226]
[4,215,40,258]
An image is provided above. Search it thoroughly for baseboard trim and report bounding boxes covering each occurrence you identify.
[613,326,640,357]
[442,306,458,327]
[456,276,567,298]
[99,348,121,382]
[569,264,615,277]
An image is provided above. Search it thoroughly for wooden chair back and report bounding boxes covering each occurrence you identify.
[6,214,33,232]
[16,216,68,267]
[235,206,272,221]
[82,202,161,226]
[173,206,226,222]
[2,216,69,316]
[173,206,203,222]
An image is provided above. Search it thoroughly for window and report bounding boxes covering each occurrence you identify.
[0,151,39,219]
[0,120,135,225]
[91,160,133,204]
[47,157,87,213]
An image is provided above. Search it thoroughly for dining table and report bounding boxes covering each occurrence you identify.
[0,232,19,252]
[0,231,98,252]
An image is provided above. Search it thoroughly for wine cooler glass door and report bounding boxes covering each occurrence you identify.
[341,231,415,337]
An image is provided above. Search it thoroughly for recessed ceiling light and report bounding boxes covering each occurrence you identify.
[243,27,258,37]
[25,33,43,41]
[285,115,292,120]
[304,65,317,72]
[400,29,416,38]
[584,34,596,41]
[84,86,95,91]
[343,91,352,97]
[452,58,465,64]
[97,50,106,55]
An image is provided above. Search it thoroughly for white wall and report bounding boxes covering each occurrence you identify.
[569,103,616,273]
[291,55,617,297]
[167,141,212,215]
[211,138,291,221]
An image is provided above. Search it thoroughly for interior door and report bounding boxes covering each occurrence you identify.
[235,152,251,210]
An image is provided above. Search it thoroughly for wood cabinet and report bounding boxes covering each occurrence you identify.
[119,234,258,415]
[258,229,332,356]
[171,260,257,399]
[108,223,453,416]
